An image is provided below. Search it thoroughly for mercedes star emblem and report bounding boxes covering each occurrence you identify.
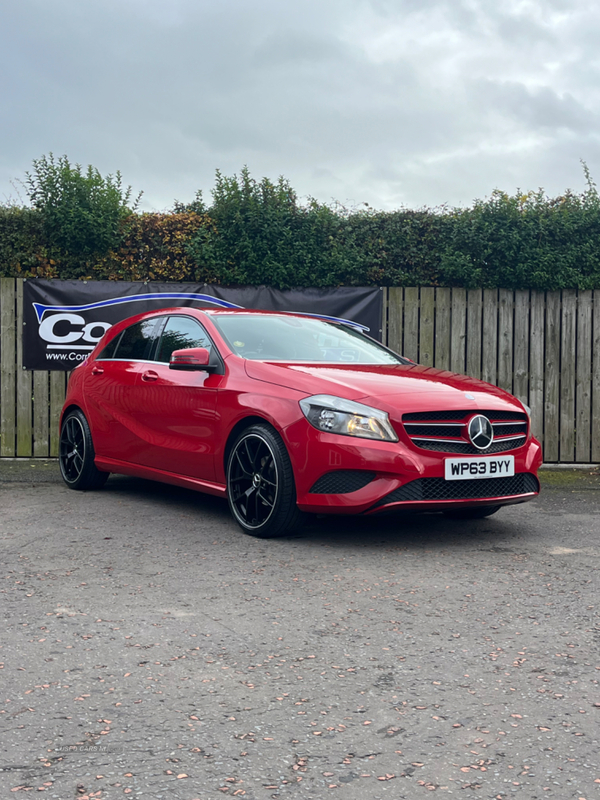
[468,414,494,450]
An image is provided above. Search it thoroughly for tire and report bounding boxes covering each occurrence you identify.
[226,424,302,537]
[59,409,108,491]
[443,505,501,519]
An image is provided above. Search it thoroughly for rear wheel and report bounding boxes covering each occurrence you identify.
[59,409,108,491]
[226,424,302,537]
[444,505,501,519]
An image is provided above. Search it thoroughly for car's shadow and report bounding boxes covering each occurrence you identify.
[100,473,529,552]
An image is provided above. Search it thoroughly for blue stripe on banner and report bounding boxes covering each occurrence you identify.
[31,291,370,332]
[32,292,242,322]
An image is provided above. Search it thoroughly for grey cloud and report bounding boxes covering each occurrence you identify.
[471,80,597,133]
[252,30,347,69]
[1,0,600,212]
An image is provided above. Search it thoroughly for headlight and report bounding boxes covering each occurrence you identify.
[299,394,398,442]
[522,403,531,417]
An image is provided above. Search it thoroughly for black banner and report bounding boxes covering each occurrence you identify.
[23,280,383,370]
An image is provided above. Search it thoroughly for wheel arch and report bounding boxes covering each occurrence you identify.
[60,403,84,428]
[223,415,279,475]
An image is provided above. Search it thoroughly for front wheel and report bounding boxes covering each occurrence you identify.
[59,409,108,491]
[226,424,302,537]
[443,505,501,519]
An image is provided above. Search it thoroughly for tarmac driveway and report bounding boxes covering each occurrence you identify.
[1,461,599,799]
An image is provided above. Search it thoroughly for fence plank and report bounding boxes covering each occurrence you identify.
[0,277,16,457]
[513,291,530,405]
[576,291,592,462]
[403,287,419,362]
[450,288,466,374]
[33,371,49,457]
[592,291,600,462]
[434,287,451,370]
[497,289,514,393]
[419,287,435,366]
[387,287,403,355]
[49,372,66,457]
[16,280,32,456]
[466,290,482,379]
[559,291,576,461]
[481,289,498,386]
[380,287,388,346]
[529,291,545,443]
[544,292,561,462]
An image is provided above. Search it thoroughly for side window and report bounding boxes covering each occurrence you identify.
[97,329,121,360]
[155,316,211,363]
[113,319,160,361]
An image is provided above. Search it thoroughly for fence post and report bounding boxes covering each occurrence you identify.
[576,291,593,462]
[16,279,33,456]
[1,277,16,457]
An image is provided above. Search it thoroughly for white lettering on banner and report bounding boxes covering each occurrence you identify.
[45,351,88,362]
[38,313,111,348]
[81,321,111,342]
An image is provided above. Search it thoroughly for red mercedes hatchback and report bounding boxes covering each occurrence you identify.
[59,307,542,537]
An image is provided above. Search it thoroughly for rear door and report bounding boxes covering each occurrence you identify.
[83,317,164,463]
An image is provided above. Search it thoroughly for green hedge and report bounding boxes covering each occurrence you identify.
[2,160,600,289]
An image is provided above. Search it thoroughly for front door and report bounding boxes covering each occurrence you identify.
[132,315,222,482]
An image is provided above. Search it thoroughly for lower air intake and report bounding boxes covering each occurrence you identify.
[374,473,539,508]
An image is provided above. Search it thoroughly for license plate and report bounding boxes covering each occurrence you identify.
[444,455,515,480]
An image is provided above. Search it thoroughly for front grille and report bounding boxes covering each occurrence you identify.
[411,436,527,454]
[403,410,528,422]
[402,409,528,455]
[406,424,464,437]
[373,473,539,508]
[492,423,528,436]
[404,410,472,421]
[309,470,376,494]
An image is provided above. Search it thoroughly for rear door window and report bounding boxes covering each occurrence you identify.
[97,330,122,360]
[112,319,161,361]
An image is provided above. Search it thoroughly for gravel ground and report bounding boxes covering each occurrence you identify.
[1,461,599,800]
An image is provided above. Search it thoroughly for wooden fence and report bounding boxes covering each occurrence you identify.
[1,278,599,462]
[384,287,600,463]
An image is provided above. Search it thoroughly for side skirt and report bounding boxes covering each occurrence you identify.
[94,457,227,498]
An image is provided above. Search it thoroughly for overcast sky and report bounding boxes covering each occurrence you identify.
[1,0,599,212]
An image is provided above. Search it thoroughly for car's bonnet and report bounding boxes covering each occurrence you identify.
[244,360,523,411]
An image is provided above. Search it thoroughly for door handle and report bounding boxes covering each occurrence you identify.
[91,365,104,375]
[141,370,158,382]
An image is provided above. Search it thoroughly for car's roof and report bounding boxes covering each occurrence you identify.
[146,307,321,319]
[200,308,311,316]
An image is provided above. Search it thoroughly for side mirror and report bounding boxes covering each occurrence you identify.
[169,347,216,371]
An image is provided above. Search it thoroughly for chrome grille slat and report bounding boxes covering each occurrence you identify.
[404,422,464,426]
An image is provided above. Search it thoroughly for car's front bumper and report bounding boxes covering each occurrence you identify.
[285,419,542,515]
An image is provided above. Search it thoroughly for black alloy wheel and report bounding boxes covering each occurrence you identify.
[443,504,501,519]
[226,424,302,537]
[59,409,108,491]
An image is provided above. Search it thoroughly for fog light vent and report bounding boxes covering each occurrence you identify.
[309,470,376,494]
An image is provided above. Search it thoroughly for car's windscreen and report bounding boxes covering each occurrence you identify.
[212,314,406,364]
